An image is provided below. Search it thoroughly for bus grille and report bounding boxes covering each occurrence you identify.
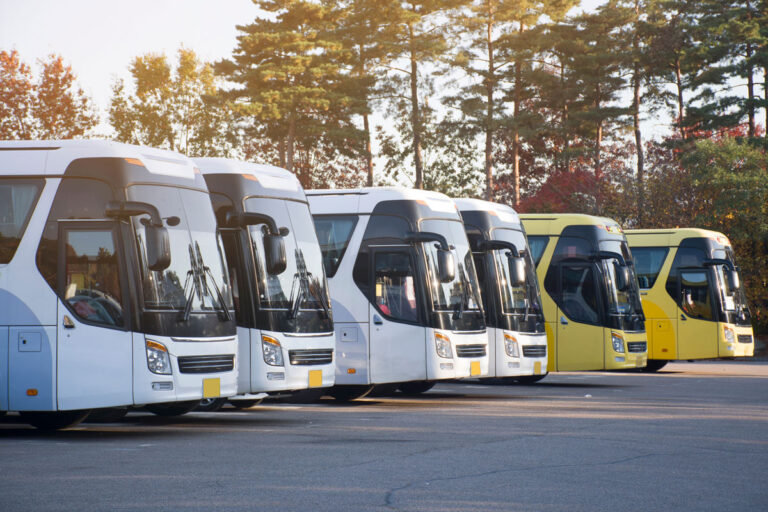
[627,342,647,353]
[177,355,234,374]
[738,335,753,344]
[456,344,486,358]
[289,349,334,365]
[522,345,547,358]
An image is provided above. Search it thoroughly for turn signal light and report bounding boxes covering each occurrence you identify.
[347,368,356,374]
[27,389,38,396]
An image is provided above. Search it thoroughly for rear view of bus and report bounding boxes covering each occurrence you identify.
[309,188,488,400]
[520,214,647,371]
[0,140,237,429]
[196,158,335,401]
[626,228,754,371]
[456,199,548,383]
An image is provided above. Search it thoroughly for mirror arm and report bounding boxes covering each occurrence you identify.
[703,258,735,271]
[105,200,163,227]
[225,210,285,235]
[404,231,450,251]
[478,239,520,258]
[595,250,626,266]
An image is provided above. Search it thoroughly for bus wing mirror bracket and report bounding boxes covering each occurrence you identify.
[405,231,455,283]
[106,201,170,271]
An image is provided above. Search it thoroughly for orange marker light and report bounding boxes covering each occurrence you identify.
[124,158,143,166]
[27,389,38,396]
[347,368,356,374]
[242,174,259,182]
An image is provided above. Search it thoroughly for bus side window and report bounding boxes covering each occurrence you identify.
[373,251,418,323]
[679,270,714,320]
[61,228,125,328]
[526,236,549,267]
[631,247,669,289]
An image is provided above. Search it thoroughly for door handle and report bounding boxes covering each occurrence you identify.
[560,316,568,325]
[373,314,383,325]
[63,315,75,329]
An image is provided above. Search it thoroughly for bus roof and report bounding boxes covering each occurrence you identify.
[193,157,303,197]
[0,139,197,181]
[625,227,730,247]
[519,213,622,236]
[307,187,459,217]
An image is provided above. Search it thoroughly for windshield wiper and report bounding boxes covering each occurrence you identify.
[178,243,232,322]
[288,249,330,320]
[452,263,472,320]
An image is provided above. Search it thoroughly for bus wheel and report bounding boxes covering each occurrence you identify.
[85,407,129,423]
[195,398,227,412]
[514,373,548,385]
[642,360,668,372]
[145,401,199,417]
[399,381,435,395]
[368,383,401,397]
[228,398,263,409]
[328,385,374,402]
[19,410,90,430]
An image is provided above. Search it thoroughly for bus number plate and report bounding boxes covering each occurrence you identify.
[203,378,220,398]
[309,370,322,388]
[470,361,481,376]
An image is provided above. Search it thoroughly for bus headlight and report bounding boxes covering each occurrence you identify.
[504,333,520,358]
[724,326,735,343]
[611,333,625,353]
[262,335,284,366]
[146,340,172,375]
[434,332,453,359]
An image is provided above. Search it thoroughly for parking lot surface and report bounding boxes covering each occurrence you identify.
[2,361,767,511]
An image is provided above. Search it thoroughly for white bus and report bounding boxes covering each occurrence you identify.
[455,199,549,383]
[308,187,489,400]
[195,158,335,406]
[0,140,237,429]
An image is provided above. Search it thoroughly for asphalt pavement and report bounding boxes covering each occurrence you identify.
[2,361,767,511]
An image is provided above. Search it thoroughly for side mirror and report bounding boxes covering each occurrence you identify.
[146,224,171,271]
[264,232,287,275]
[614,261,630,292]
[507,254,526,286]
[727,270,740,292]
[437,248,455,283]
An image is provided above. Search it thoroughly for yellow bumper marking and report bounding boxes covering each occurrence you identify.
[203,378,220,398]
[534,361,542,375]
[309,370,322,387]
[470,361,481,376]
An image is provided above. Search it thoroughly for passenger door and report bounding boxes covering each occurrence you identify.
[556,263,604,371]
[56,223,133,410]
[368,247,426,383]
[677,269,717,359]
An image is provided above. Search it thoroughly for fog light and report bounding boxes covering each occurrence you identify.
[267,372,285,380]
[615,356,625,363]
[152,381,173,391]
[507,362,520,368]
[440,363,454,370]
[726,344,734,351]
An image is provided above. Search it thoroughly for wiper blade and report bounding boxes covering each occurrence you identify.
[178,243,232,322]
[288,249,330,320]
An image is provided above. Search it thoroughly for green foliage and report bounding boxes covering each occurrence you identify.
[109,48,237,156]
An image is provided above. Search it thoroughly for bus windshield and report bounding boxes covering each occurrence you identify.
[128,185,233,319]
[716,249,751,326]
[420,219,484,332]
[246,198,332,333]
[490,228,544,327]
[598,239,644,331]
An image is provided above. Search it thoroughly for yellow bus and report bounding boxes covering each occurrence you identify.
[520,214,647,372]
[625,228,754,371]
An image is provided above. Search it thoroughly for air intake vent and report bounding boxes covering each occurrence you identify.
[627,342,646,353]
[177,355,234,374]
[738,334,753,344]
[289,349,333,366]
[456,344,486,358]
[522,345,546,358]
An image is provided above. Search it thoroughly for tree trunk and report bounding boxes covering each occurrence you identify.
[594,83,602,180]
[364,112,373,187]
[560,60,570,174]
[484,13,494,201]
[746,0,755,138]
[675,56,685,138]
[409,22,423,190]
[512,23,525,207]
[633,0,644,224]
[287,112,296,173]
[764,67,768,138]
[278,136,286,169]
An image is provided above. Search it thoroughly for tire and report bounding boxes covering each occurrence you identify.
[642,359,669,372]
[145,400,199,417]
[368,383,401,397]
[228,398,263,409]
[328,385,374,402]
[279,388,326,403]
[195,398,227,412]
[514,373,548,384]
[398,381,435,395]
[19,410,90,431]
[0,410,6,417]
[85,407,129,423]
